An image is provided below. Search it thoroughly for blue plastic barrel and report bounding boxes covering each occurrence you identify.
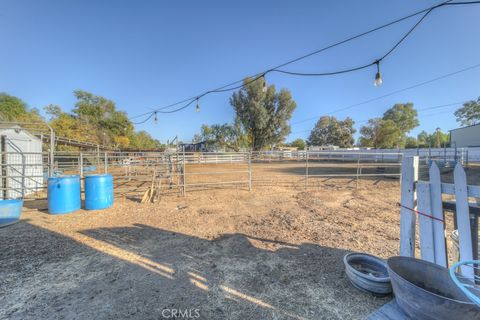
[0,199,23,227]
[48,175,81,214]
[84,174,113,210]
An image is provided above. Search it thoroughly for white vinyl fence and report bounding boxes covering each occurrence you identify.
[400,156,480,278]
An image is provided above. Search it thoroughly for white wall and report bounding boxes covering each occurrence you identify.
[0,127,44,199]
[451,125,480,148]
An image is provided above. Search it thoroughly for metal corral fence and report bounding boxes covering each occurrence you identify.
[0,149,408,201]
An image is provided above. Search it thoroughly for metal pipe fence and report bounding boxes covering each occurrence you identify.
[0,150,408,201]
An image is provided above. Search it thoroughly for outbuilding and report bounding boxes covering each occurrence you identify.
[0,124,44,199]
[450,123,480,148]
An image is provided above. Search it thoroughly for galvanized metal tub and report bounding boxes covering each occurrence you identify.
[344,252,392,296]
[387,256,479,320]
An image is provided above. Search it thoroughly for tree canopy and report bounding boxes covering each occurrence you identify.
[0,91,162,150]
[230,77,296,150]
[288,138,306,150]
[359,118,402,149]
[307,116,355,148]
[0,93,43,123]
[454,97,480,126]
[192,123,248,151]
[382,103,419,134]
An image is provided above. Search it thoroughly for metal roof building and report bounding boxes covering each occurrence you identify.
[450,123,480,148]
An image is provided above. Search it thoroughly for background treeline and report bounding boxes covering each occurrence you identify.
[193,77,479,150]
[0,90,162,150]
[1,77,479,151]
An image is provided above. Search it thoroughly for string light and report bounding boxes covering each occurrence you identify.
[196,98,200,112]
[154,111,158,123]
[374,61,383,87]
[129,0,480,124]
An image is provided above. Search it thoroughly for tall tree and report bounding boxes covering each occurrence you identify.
[359,118,402,149]
[230,77,296,150]
[454,97,480,126]
[383,103,419,134]
[307,116,355,148]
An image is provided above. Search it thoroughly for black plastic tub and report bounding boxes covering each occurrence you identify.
[343,252,392,296]
[387,256,479,320]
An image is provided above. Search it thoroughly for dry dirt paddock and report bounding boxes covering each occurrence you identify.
[1,161,474,320]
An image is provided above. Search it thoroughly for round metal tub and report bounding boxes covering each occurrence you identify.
[387,256,479,320]
[344,252,392,296]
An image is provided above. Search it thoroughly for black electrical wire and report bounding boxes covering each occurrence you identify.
[130,0,479,123]
[290,62,480,126]
[272,3,438,77]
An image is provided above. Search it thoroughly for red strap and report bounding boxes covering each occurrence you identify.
[397,203,444,223]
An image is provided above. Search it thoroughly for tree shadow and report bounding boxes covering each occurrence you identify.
[0,222,390,319]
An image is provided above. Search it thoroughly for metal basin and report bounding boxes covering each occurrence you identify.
[344,252,392,296]
[387,256,479,320]
[0,199,23,227]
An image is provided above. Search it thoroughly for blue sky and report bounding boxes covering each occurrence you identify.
[1,0,479,143]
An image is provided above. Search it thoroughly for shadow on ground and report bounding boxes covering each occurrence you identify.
[0,221,390,320]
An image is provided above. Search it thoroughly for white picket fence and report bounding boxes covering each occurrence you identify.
[400,156,480,278]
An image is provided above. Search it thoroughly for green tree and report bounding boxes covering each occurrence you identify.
[430,128,449,148]
[0,93,43,122]
[454,97,480,126]
[405,136,418,148]
[307,116,355,148]
[129,131,162,149]
[230,77,296,150]
[289,138,306,150]
[383,103,419,134]
[193,123,247,151]
[359,118,402,149]
[417,130,430,148]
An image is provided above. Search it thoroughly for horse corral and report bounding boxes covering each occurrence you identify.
[1,149,479,319]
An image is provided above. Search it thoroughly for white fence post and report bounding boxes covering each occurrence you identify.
[417,182,435,263]
[429,162,447,267]
[400,156,419,257]
[453,163,474,277]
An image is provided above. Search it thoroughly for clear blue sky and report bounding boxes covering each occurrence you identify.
[1,0,479,143]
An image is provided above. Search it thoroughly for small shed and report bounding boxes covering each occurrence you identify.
[450,123,480,148]
[0,124,44,199]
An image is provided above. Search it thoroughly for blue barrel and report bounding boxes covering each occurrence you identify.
[0,199,23,227]
[84,174,113,210]
[48,175,81,214]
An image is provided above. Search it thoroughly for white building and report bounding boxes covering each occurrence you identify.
[0,125,44,199]
[450,123,480,148]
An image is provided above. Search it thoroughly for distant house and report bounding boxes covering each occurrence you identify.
[450,123,480,148]
[0,124,44,199]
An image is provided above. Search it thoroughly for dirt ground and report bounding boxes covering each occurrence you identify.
[1,162,476,320]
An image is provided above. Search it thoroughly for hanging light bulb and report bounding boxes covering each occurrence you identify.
[154,111,158,123]
[196,98,200,112]
[262,75,267,93]
[374,60,383,87]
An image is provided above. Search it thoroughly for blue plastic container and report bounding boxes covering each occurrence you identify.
[84,174,113,210]
[0,199,23,227]
[48,175,81,214]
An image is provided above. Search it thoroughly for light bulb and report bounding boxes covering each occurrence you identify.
[154,112,158,123]
[374,60,382,87]
[262,75,267,93]
[374,72,382,87]
[196,99,200,112]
